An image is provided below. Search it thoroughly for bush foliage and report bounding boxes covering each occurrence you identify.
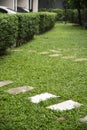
[16,13,39,46]
[38,12,56,33]
[39,8,87,26]
[48,9,64,21]
[0,12,56,55]
[0,14,18,55]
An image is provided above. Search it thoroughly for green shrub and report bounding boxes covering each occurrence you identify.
[38,12,56,33]
[16,13,39,46]
[0,12,56,55]
[49,9,64,21]
[81,9,87,28]
[39,8,47,12]
[0,14,18,55]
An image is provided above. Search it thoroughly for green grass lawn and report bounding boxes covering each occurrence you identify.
[0,23,87,130]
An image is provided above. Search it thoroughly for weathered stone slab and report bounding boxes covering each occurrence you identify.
[28,50,37,53]
[28,92,59,103]
[0,80,13,88]
[39,52,49,54]
[7,86,33,94]
[49,54,62,57]
[75,58,87,62]
[11,49,23,52]
[49,50,60,53]
[47,100,82,111]
[62,56,75,59]
[80,116,87,123]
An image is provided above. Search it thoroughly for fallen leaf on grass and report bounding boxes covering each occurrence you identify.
[56,116,68,122]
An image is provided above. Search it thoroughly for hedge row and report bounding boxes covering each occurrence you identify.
[38,12,56,33]
[0,12,56,55]
[16,13,39,46]
[0,14,18,55]
[39,8,87,26]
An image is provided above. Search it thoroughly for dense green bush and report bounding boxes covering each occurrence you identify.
[16,13,39,46]
[0,14,18,55]
[48,8,79,23]
[0,12,57,55]
[49,9,64,21]
[41,8,87,26]
[81,9,87,28]
[38,12,56,33]
[67,9,78,23]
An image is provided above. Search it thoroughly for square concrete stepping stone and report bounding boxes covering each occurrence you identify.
[28,92,59,103]
[75,58,87,62]
[46,100,82,111]
[28,50,37,53]
[7,86,33,94]
[62,56,75,59]
[0,80,13,88]
[11,49,23,52]
[39,52,49,55]
[49,54,62,57]
[80,116,87,123]
[49,50,60,53]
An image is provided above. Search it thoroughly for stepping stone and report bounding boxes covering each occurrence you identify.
[0,80,13,88]
[62,56,75,59]
[28,92,59,103]
[75,58,87,62]
[28,50,37,53]
[11,49,23,52]
[49,54,62,57]
[80,116,87,123]
[39,52,49,55]
[46,100,82,111]
[7,86,33,94]
[49,50,60,53]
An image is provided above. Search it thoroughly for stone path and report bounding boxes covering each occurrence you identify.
[0,80,85,123]
[11,49,87,64]
[7,86,33,95]
[0,80,13,88]
[38,50,87,64]
[28,92,59,103]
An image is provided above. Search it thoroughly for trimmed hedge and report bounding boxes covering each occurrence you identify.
[38,12,56,33]
[0,14,18,55]
[0,12,56,55]
[40,8,87,26]
[49,9,64,21]
[16,13,39,46]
